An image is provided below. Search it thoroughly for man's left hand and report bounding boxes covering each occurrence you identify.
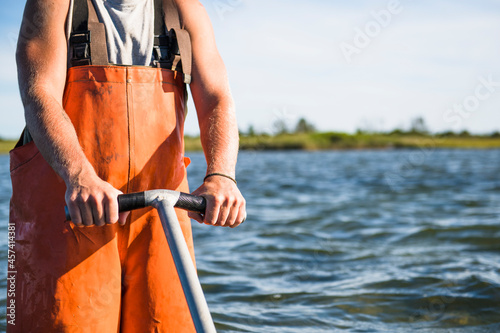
[188,175,246,228]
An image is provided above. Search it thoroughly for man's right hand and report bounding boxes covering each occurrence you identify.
[64,168,129,227]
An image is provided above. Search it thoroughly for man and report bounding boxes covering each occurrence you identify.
[9,0,245,331]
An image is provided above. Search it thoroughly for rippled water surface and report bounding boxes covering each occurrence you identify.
[1,150,500,332]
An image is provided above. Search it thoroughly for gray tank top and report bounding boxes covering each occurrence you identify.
[91,0,155,66]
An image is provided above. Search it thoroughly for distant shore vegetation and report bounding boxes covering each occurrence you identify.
[2,117,500,154]
[186,117,500,151]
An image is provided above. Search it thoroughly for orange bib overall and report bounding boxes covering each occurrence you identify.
[8,65,196,332]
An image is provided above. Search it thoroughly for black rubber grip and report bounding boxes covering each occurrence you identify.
[117,192,147,213]
[175,192,206,214]
[65,191,203,221]
[65,192,146,221]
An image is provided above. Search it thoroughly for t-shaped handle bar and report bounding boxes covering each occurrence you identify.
[64,190,214,333]
[65,190,206,221]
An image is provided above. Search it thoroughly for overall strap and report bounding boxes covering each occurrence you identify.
[69,0,109,66]
[153,0,172,69]
[68,0,191,84]
[162,0,192,84]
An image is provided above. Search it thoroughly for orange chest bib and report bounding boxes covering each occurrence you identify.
[63,65,189,192]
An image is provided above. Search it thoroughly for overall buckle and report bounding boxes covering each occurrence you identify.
[70,31,91,66]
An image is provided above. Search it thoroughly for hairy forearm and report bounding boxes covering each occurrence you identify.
[16,0,90,185]
[197,97,239,178]
[175,0,239,176]
[20,78,94,184]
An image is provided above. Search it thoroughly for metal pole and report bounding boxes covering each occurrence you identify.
[153,197,217,333]
[66,190,215,331]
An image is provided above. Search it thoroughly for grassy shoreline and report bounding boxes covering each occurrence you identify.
[0,140,16,154]
[185,132,500,152]
[2,133,500,155]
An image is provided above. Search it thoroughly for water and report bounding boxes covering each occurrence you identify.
[0,150,499,332]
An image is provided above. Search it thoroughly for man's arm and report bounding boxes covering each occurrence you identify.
[17,0,127,226]
[175,0,246,227]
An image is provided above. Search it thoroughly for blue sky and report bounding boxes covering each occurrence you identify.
[1,0,500,139]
